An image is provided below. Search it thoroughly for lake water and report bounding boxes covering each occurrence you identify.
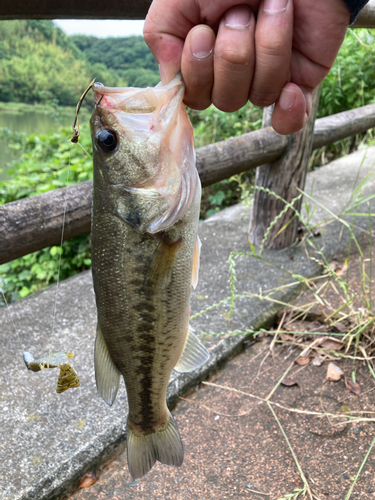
[0,106,75,181]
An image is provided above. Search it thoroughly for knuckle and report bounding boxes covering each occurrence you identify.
[216,47,252,67]
[257,43,287,61]
[142,31,157,50]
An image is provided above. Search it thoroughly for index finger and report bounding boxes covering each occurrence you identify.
[143,0,260,84]
[143,4,193,83]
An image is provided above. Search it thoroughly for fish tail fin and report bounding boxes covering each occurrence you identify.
[127,412,184,479]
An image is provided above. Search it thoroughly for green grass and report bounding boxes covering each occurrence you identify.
[0,101,75,114]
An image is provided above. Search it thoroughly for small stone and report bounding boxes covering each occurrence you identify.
[326,362,344,381]
[246,483,252,489]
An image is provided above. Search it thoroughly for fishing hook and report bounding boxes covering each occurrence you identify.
[70,78,96,143]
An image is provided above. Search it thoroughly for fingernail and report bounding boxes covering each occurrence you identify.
[225,6,252,29]
[191,27,214,59]
[263,0,288,14]
[279,87,296,109]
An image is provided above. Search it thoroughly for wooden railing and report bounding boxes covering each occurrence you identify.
[1,1,375,263]
[0,0,374,25]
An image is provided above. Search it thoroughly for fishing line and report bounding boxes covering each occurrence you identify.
[51,78,95,339]
[51,140,73,339]
[76,141,92,159]
[0,83,95,483]
[0,288,23,351]
[1,80,95,377]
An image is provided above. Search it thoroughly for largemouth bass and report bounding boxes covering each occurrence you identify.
[90,74,209,479]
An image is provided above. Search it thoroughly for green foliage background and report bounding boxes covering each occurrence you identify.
[70,35,160,88]
[0,20,160,105]
[0,24,374,304]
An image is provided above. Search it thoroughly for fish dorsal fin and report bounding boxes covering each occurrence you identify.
[95,324,121,406]
[174,326,209,373]
[192,235,201,290]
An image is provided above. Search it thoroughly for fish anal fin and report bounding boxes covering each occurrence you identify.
[174,326,209,373]
[95,324,121,406]
[191,235,201,290]
[127,412,183,479]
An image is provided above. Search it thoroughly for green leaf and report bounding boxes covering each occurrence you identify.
[19,286,31,298]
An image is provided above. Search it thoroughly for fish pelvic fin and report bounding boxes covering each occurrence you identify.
[191,235,201,290]
[174,326,209,373]
[127,412,184,479]
[95,323,121,406]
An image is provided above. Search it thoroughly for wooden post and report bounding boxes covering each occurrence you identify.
[248,85,321,249]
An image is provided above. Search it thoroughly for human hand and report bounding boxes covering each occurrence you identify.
[143,0,350,135]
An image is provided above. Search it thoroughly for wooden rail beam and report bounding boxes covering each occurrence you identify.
[0,181,93,265]
[0,0,374,24]
[353,1,375,27]
[313,104,375,149]
[1,103,375,264]
[0,0,151,20]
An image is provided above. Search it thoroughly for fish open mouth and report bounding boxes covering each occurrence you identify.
[93,73,183,112]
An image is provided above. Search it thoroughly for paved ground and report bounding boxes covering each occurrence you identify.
[68,335,375,500]
[68,240,375,499]
[0,146,375,500]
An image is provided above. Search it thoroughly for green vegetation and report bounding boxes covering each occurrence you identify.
[0,123,93,303]
[70,35,160,88]
[0,20,159,107]
[0,101,73,114]
[0,27,375,304]
[0,119,93,303]
[319,29,375,117]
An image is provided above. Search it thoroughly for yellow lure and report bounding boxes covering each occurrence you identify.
[23,351,80,393]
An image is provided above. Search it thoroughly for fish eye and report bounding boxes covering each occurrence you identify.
[97,129,118,152]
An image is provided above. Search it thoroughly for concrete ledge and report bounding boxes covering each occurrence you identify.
[1,146,374,500]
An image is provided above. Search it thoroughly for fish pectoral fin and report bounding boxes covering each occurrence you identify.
[127,412,183,479]
[146,237,182,292]
[174,326,209,373]
[191,235,201,290]
[56,363,80,393]
[95,324,121,406]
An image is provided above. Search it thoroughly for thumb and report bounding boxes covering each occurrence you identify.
[143,9,186,84]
